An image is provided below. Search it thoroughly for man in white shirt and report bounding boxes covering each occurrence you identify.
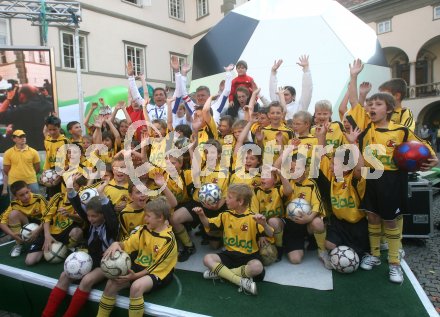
[269,55,313,120]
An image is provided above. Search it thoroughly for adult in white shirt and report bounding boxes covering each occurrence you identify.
[127,62,168,122]
[269,55,313,120]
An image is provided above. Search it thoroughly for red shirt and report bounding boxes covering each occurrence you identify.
[229,74,255,102]
[127,105,145,141]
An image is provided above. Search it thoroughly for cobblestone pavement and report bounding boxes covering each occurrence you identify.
[404,191,440,314]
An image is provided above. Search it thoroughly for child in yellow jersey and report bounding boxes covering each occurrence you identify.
[26,176,86,266]
[311,100,345,150]
[119,177,177,240]
[171,139,229,262]
[348,59,438,283]
[97,197,177,317]
[44,115,70,199]
[291,110,319,166]
[258,102,294,166]
[230,147,262,189]
[315,124,369,263]
[221,119,247,174]
[104,156,129,213]
[276,152,326,265]
[192,95,219,148]
[166,155,193,206]
[194,184,273,296]
[0,181,48,258]
[93,115,121,164]
[67,121,84,154]
[379,78,415,131]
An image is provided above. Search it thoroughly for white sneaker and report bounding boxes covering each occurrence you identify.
[399,248,405,259]
[319,251,334,270]
[380,241,389,251]
[238,277,257,295]
[203,270,220,280]
[10,244,23,258]
[389,265,404,284]
[360,255,381,270]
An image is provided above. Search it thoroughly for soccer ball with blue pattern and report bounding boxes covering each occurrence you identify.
[198,183,222,205]
[39,169,61,187]
[330,246,359,274]
[286,198,312,219]
[393,141,431,172]
[64,251,93,280]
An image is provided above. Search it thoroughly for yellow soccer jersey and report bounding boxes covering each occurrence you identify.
[345,103,369,131]
[149,135,174,170]
[122,225,177,280]
[229,170,261,189]
[262,124,294,162]
[98,142,119,164]
[119,204,145,239]
[166,169,193,204]
[391,107,415,132]
[192,165,229,202]
[320,157,366,223]
[358,121,435,171]
[198,116,219,145]
[288,178,325,217]
[311,121,346,149]
[1,194,48,224]
[104,179,129,206]
[44,135,70,170]
[220,134,236,172]
[206,209,270,254]
[43,192,77,235]
[296,134,319,167]
[251,185,286,219]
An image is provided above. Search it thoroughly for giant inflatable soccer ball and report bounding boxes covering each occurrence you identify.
[190,0,390,118]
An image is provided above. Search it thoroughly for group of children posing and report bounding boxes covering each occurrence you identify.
[0,56,437,317]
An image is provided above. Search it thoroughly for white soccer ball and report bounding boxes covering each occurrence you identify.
[64,251,93,280]
[330,246,360,274]
[44,241,69,264]
[39,169,61,187]
[100,250,131,279]
[79,188,99,205]
[286,198,312,219]
[198,183,222,205]
[20,223,40,241]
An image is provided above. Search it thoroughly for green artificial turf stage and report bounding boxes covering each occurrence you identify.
[0,242,431,317]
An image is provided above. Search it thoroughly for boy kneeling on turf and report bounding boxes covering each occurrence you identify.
[97,196,177,317]
[194,184,273,295]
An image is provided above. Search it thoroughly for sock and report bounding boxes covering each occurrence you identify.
[67,236,78,249]
[213,263,241,286]
[129,296,144,317]
[380,221,386,245]
[10,223,21,235]
[63,288,90,317]
[314,231,326,253]
[175,227,193,247]
[396,215,403,249]
[368,223,382,257]
[385,227,401,265]
[42,287,67,317]
[274,230,283,248]
[230,265,250,278]
[97,295,116,317]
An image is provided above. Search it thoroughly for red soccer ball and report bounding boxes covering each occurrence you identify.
[393,141,431,172]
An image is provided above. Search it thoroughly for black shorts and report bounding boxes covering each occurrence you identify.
[28,223,79,253]
[360,170,408,220]
[131,263,173,292]
[218,250,265,282]
[326,215,369,256]
[282,218,309,253]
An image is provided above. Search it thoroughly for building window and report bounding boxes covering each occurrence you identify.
[122,0,141,6]
[434,6,440,20]
[61,31,87,70]
[377,20,391,34]
[169,0,184,21]
[0,18,10,45]
[0,52,6,64]
[170,53,186,82]
[197,0,209,18]
[125,44,145,76]
[38,51,46,64]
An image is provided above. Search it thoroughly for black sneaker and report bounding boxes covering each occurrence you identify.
[178,245,196,262]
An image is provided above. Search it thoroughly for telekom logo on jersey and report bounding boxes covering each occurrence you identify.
[53,120,388,196]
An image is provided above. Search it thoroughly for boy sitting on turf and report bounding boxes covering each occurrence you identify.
[194,183,273,295]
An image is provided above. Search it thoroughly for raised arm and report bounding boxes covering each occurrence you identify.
[358,81,372,107]
[348,59,364,108]
[127,61,144,107]
[166,97,174,131]
[202,95,214,125]
[269,59,283,102]
[296,54,313,112]
[84,102,98,129]
[105,118,121,149]
[92,115,104,145]
[338,89,349,121]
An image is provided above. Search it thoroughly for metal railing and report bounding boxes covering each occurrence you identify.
[407,82,440,99]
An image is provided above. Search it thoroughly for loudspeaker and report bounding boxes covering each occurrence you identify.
[403,178,433,238]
